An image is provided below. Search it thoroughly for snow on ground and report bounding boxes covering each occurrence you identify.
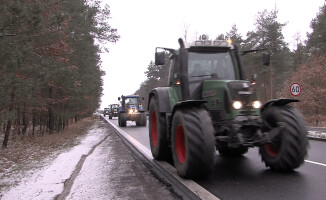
[1,123,107,200]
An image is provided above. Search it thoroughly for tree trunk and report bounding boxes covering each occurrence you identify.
[315,107,319,126]
[48,86,54,133]
[32,112,36,136]
[3,120,12,148]
[2,90,15,148]
[269,61,273,99]
[22,104,28,136]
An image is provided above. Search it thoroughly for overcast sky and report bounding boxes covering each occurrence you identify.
[99,0,325,109]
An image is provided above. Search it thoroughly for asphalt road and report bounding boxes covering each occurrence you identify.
[107,116,326,200]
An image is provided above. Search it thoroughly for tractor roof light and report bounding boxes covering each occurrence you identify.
[190,39,233,48]
[195,41,204,46]
[232,101,242,110]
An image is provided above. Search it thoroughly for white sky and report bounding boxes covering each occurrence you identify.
[100,0,325,109]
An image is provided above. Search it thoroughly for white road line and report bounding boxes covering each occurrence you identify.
[305,160,326,167]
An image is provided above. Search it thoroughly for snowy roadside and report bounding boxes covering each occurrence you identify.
[0,117,108,200]
[1,116,179,200]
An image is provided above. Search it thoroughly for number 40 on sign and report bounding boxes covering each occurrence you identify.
[290,83,301,96]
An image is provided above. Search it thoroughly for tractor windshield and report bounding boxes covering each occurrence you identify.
[188,51,237,82]
[125,98,138,105]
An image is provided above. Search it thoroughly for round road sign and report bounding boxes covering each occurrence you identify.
[290,83,301,96]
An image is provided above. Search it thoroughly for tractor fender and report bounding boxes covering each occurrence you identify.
[261,98,299,112]
[171,100,207,117]
[148,87,171,113]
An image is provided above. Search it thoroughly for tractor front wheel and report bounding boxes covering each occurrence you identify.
[171,108,215,178]
[136,113,147,126]
[118,113,126,127]
[140,113,147,126]
[259,106,308,171]
[149,98,170,160]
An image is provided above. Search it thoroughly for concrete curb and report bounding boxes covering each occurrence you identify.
[101,115,220,200]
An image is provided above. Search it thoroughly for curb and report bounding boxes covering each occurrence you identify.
[101,115,220,200]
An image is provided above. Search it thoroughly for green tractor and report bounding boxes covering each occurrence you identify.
[148,38,308,178]
[108,104,119,119]
[118,95,147,127]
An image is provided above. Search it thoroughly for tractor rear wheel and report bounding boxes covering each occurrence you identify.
[171,108,215,178]
[259,106,308,171]
[149,98,170,160]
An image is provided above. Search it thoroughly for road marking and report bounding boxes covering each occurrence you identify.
[305,160,326,167]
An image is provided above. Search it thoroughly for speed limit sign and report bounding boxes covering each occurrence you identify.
[290,83,301,96]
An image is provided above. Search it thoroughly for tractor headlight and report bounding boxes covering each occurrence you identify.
[232,101,242,110]
[134,109,137,113]
[252,100,262,109]
[129,110,133,114]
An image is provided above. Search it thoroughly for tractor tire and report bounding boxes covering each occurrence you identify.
[119,113,126,127]
[136,113,146,126]
[171,108,215,178]
[140,113,147,126]
[217,141,248,157]
[136,116,141,126]
[149,98,170,160]
[259,105,308,171]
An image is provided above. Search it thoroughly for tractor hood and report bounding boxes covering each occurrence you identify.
[201,80,260,119]
[227,80,255,100]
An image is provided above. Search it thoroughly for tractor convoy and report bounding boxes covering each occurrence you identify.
[103,37,308,179]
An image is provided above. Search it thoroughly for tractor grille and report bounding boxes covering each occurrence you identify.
[208,110,224,122]
[239,110,257,115]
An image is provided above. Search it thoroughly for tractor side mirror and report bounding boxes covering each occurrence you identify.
[262,53,270,65]
[155,52,165,65]
[251,74,257,84]
[118,97,120,101]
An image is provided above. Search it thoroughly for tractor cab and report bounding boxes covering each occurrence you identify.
[155,38,263,123]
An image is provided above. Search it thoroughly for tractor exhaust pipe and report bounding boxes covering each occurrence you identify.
[178,38,190,101]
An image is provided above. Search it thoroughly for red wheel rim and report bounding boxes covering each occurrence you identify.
[176,124,186,164]
[264,143,280,157]
[151,110,157,147]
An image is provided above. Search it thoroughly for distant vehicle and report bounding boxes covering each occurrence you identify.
[118,95,147,127]
[103,108,110,117]
[108,104,119,119]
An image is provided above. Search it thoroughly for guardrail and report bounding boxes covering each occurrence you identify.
[307,126,326,141]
